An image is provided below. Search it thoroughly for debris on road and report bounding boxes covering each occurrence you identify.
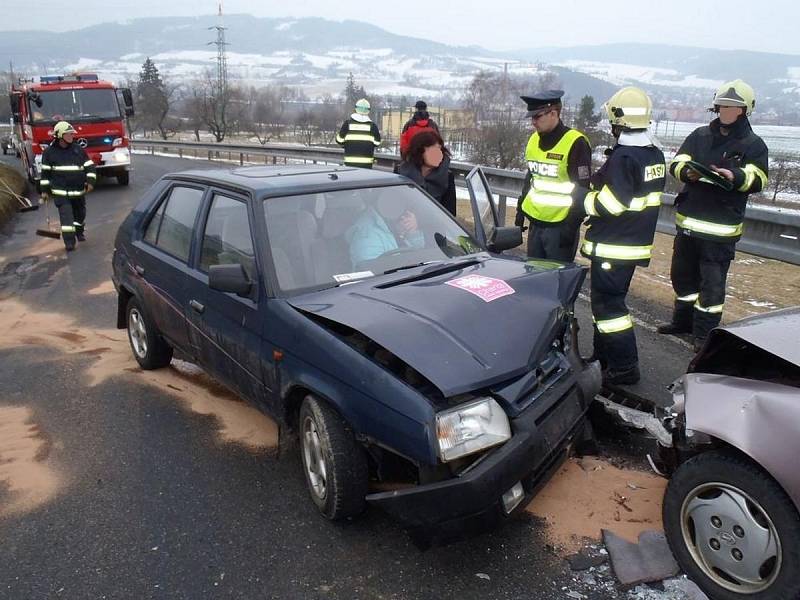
[603,530,679,589]
[526,457,666,551]
[0,405,60,517]
[0,299,279,451]
[475,573,491,581]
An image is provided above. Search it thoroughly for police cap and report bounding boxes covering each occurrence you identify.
[520,90,564,117]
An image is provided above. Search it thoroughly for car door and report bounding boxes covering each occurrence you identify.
[132,183,206,355]
[465,166,500,249]
[185,190,268,405]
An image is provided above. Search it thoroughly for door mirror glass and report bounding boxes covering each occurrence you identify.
[209,263,252,296]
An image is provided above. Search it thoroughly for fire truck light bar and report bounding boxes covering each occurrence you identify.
[40,74,100,84]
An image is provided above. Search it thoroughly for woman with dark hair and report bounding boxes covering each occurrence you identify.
[397,130,456,216]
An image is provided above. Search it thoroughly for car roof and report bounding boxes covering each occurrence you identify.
[164,165,410,197]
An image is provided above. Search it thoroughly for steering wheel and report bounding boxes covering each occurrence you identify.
[376,247,420,260]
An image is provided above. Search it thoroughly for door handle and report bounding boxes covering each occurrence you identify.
[134,264,145,276]
[189,299,205,314]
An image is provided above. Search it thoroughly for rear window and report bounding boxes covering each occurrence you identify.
[143,186,204,262]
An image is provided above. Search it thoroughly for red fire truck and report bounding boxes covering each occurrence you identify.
[9,73,135,186]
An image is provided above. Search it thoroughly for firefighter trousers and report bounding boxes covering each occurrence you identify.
[55,196,86,248]
[527,222,580,262]
[669,232,734,340]
[590,261,638,371]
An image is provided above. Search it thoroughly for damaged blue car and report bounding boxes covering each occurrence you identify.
[112,164,601,534]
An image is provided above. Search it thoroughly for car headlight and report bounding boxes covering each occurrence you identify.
[436,398,511,462]
[112,137,123,147]
[113,149,129,162]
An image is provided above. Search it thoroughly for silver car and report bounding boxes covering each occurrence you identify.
[656,308,800,600]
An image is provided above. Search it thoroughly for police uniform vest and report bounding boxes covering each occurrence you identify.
[669,119,768,242]
[336,117,381,166]
[581,144,666,267]
[520,129,587,226]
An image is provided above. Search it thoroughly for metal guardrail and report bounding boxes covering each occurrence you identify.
[131,139,800,266]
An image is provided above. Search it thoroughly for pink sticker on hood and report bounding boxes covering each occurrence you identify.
[445,274,515,302]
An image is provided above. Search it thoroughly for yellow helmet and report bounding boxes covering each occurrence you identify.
[53,121,77,139]
[603,87,652,130]
[712,79,755,116]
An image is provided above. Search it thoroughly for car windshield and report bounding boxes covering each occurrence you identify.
[263,184,482,294]
[30,89,121,124]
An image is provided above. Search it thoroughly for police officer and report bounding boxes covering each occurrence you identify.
[39,121,96,251]
[658,80,768,350]
[515,90,592,261]
[336,98,382,168]
[581,87,666,385]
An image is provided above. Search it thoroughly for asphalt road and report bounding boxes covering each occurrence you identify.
[0,153,694,600]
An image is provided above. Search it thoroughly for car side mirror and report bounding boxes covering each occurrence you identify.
[487,226,523,253]
[209,263,252,297]
[121,88,135,117]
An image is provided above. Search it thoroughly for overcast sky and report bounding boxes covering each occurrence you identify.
[8,0,800,55]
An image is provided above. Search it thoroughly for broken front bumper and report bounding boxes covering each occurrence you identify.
[366,362,600,534]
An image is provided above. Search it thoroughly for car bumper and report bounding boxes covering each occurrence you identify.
[366,362,599,534]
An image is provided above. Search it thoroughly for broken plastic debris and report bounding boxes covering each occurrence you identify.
[475,573,491,581]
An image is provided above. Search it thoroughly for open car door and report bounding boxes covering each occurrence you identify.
[465,166,522,253]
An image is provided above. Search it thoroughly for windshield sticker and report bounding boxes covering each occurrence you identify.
[445,275,515,302]
[332,271,374,283]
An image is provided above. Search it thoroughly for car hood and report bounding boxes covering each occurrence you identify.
[707,306,800,367]
[288,257,586,397]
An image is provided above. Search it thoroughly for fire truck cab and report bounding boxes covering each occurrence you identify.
[9,73,135,186]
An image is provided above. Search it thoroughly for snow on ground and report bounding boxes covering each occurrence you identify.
[555,60,724,90]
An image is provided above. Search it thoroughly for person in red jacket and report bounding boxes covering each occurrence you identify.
[400,100,440,158]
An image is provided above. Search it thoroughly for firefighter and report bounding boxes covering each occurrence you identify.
[581,87,666,385]
[658,80,768,350]
[514,90,592,262]
[336,98,381,169]
[39,121,96,251]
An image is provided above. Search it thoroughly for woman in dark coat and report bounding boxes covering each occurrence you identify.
[397,130,456,216]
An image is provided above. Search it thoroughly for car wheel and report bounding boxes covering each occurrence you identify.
[126,296,173,370]
[117,172,130,186]
[663,451,800,600]
[299,395,368,520]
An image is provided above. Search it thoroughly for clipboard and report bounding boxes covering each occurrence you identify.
[686,160,734,191]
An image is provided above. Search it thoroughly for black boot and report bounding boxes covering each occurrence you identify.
[77,232,86,242]
[603,364,641,386]
[657,322,692,335]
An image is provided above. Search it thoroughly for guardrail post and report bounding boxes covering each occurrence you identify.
[179,148,183,158]
[208,150,212,161]
[240,152,244,166]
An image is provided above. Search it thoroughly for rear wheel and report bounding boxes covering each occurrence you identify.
[663,451,800,600]
[126,296,173,370]
[299,395,368,520]
[117,172,130,186]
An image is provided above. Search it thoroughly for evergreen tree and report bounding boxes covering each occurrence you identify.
[574,95,601,132]
[136,58,172,138]
[343,72,367,115]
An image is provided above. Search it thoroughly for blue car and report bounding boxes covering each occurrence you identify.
[112,164,601,535]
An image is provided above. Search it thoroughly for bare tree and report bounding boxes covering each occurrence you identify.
[467,110,529,170]
[767,157,800,203]
[241,86,287,144]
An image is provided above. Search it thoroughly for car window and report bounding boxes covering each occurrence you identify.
[263,184,481,295]
[144,186,204,262]
[200,195,255,278]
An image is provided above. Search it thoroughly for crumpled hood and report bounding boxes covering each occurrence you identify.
[288,257,586,397]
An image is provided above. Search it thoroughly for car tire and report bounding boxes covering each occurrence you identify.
[125,296,173,370]
[299,395,368,520]
[118,172,130,186]
[663,451,800,600]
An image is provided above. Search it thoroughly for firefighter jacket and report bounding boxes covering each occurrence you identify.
[669,117,768,242]
[581,136,666,267]
[518,122,592,227]
[40,141,96,198]
[336,114,381,166]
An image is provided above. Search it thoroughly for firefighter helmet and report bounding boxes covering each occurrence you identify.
[604,87,652,130]
[712,79,755,116]
[53,121,77,139]
[355,98,370,114]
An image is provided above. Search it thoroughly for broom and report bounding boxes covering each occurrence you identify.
[0,178,39,213]
[35,196,61,239]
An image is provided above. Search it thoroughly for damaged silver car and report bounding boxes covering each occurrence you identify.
[657,308,800,600]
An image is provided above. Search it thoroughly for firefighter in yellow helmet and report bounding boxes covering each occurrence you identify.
[657,80,768,350]
[336,98,381,168]
[515,90,593,261]
[581,87,666,385]
[40,121,96,251]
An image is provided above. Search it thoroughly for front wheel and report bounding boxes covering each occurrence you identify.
[663,451,800,600]
[299,395,368,520]
[126,296,173,370]
[117,172,130,186]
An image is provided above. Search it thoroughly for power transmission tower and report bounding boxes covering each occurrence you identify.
[208,2,228,102]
